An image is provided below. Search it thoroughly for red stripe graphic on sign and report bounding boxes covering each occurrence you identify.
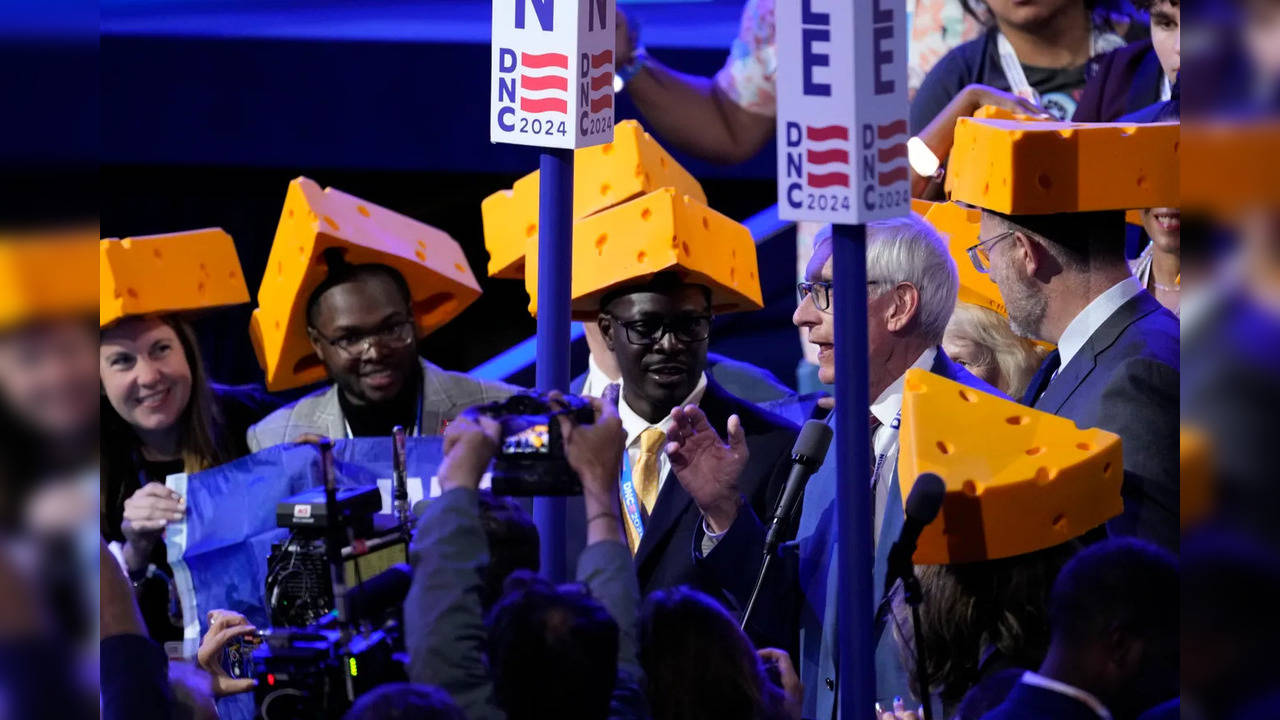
[878,167,909,185]
[807,148,849,165]
[590,94,613,112]
[807,125,849,142]
[521,74,568,92]
[521,52,569,69]
[878,142,907,163]
[591,50,613,69]
[520,96,568,114]
[877,120,908,140]
[808,172,850,188]
[590,72,613,91]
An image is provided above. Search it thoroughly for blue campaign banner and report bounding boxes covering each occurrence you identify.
[163,437,444,720]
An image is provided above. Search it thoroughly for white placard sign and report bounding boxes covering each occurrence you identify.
[776,0,910,223]
[491,0,616,149]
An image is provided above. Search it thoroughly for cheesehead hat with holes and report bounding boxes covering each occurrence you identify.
[481,119,707,280]
[913,199,1006,316]
[945,117,1179,214]
[525,187,763,320]
[897,368,1123,564]
[100,228,249,328]
[0,229,97,331]
[250,177,482,392]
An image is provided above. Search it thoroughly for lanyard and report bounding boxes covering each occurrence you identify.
[342,385,424,440]
[869,410,902,490]
[618,448,646,543]
[996,29,1120,104]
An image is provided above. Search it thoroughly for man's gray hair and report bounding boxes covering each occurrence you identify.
[815,216,959,345]
[867,216,959,344]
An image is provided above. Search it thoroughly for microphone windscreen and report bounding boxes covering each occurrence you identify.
[905,473,946,524]
[793,420,834,468]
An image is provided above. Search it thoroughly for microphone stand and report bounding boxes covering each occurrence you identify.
[901,568,934,720]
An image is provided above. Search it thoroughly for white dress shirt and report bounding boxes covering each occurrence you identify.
[1055,276,1144,372]
[580,354,617,398]
[870,346,937,543]
[1019,671,1114,720]
[617,373,709,498]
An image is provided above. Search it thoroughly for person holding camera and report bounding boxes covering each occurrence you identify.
[405,389,648,720]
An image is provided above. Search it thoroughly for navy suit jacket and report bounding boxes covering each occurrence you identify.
[982,681,1109,720]
[558,376,800,604]
[1073,40,1165,122]
[696,349,1005,719]
[1032,290,1180,551]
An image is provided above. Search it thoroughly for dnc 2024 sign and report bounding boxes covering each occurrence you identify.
[776,0,910,223]
[491,0,616,149]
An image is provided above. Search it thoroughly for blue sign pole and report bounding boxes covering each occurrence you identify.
[833,222,875,718]
[534,147,574,583]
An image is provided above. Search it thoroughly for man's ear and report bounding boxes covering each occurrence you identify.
[597,314,616,352]
[1105,622,1144,677]
[305,327,325,359]
[1012,231,1041,278]
[885,282,922,334]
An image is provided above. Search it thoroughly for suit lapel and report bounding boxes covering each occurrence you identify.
[634,379,733,570]
[418,359,446,436]
[1036,292,1163,415]
[317,385,346,439]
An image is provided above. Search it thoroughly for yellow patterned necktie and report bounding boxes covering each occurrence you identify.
[624,427,669,554]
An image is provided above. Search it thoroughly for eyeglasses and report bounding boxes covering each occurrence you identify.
[797,280,888,313]
[314,320,415,357]
[606,314,712,346]
[966,230,1016,274]
[797,281,833,312]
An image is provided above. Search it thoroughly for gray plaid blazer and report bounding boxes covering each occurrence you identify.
[246,358,519,452]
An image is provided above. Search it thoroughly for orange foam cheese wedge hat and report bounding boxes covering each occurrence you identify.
[100,227,249,328]
[250,177,481,391]
[898,368,1123,564]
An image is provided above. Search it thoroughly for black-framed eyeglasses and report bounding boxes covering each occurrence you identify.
[606,313,712,346]
[797,281,833,312]
[313,320,415,357]
[966,230,1015,274]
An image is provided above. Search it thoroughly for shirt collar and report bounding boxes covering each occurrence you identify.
[582,353,618,398]
[1019,671,1113,720]
[870,347,937,426]
[618,373,709,448]
[1056,276,1144,370]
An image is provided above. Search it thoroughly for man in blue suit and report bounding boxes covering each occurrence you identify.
[664,215,1005,718]
[976,210,1180,550]
[982,538,1178,720]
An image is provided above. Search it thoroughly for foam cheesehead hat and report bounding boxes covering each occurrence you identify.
[0,228,97,331]
[479,119,761,320]
[945,116,1179,215]
[897,368,1123,564]
[912,199,1006,316]
[481,119,708,280]
[100,227,249,328]
[250,177,482,392]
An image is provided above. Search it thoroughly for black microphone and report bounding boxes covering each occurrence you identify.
[763,420,834,553]
[883,472,946,597]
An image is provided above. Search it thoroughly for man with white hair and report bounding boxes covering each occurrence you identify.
[662,214,1005,717]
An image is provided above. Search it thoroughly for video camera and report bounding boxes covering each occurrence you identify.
[469,391,596,496]
[245,431,416,719]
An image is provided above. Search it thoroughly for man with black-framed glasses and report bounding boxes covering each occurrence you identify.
[247,260,515,450]
[593,270,799,605]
